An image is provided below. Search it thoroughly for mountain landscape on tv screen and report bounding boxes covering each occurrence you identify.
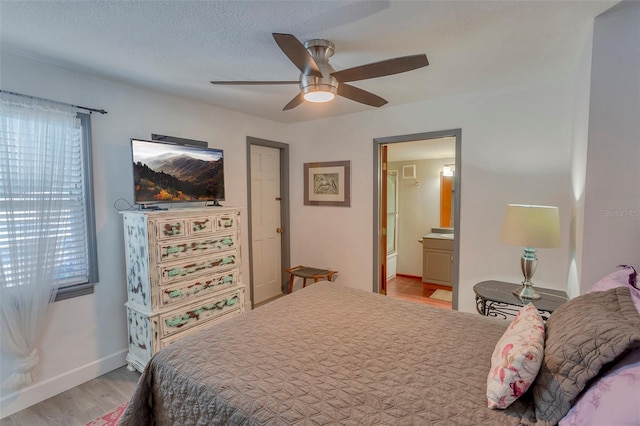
[134,154,224,202]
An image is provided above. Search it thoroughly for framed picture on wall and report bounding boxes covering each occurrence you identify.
[304,160,351,207]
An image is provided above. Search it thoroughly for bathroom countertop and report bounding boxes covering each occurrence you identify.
[422,233,454,240]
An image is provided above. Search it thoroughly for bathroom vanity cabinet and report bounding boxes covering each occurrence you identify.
[421,235,454,286]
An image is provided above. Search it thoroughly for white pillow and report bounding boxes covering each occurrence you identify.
[487,303,545,409]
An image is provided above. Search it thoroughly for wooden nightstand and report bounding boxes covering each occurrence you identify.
[473,280,568,321]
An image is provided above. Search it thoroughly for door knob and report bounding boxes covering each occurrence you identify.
[276,227,284,234]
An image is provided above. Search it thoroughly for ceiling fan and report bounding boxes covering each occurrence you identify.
[211,33,429,111]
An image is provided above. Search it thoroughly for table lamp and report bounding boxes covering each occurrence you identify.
[500,204,560,299]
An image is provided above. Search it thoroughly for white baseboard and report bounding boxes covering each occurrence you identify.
[0,349,128,419]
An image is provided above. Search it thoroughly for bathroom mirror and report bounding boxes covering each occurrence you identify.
[440,173,454,228]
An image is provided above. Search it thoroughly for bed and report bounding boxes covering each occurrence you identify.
[121,269,640,426]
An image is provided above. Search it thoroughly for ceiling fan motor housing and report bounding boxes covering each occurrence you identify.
[301,39,338,99]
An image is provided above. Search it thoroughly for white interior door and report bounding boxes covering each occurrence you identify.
[250,145,282,304]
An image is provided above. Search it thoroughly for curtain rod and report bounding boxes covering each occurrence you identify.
[0,90,108,115]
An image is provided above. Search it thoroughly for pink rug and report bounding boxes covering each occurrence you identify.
[86,402,128,426]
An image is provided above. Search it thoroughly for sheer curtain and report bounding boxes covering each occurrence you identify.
[0,93,80,389]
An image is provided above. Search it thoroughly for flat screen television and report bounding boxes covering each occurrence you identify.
[130,138,224,205]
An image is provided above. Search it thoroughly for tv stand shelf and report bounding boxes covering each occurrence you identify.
[121,207,245,373]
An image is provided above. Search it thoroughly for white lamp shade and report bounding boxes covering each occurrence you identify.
[500,204,560,248]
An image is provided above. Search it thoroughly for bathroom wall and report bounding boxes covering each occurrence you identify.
[389,158,455,277]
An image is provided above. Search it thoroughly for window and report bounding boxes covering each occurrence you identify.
[0,105,98,301]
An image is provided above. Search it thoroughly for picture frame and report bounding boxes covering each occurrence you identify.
[304,160,351,207]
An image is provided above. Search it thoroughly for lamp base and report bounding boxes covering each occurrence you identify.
[513,247,541,300]
[513,283,541,300]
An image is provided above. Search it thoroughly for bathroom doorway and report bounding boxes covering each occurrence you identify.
[373,129,461,309]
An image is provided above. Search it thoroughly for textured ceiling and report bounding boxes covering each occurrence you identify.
[0,1,616,124]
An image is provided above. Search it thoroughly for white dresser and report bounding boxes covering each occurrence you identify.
[121,207,245,372]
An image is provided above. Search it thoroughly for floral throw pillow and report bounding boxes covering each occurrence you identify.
[486,303,545,409]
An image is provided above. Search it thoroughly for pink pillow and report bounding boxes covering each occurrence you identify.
[486,303,545,409]
[590,265,640,314]
[559,348,640,426]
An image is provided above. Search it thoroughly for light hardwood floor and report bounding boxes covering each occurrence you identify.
[0,366,140,426]
[386,274,453,309]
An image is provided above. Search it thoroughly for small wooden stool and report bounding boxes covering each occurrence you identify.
[286,265,338,293]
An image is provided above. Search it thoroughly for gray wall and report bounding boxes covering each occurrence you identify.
[581,1,640,290]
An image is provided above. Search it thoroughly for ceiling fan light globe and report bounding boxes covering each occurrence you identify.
[304,91,336,103]
[301,82,337,103]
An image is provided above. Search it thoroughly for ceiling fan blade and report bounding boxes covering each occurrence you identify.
[211,80,299,85]
[331,54,428,82]
[283,93,305,111]
[337,84,388,107]
[272,33,322,78]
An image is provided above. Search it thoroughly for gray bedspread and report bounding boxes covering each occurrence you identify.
[121,282,536,425]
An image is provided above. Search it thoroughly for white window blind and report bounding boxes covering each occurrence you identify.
[0,98,97,294]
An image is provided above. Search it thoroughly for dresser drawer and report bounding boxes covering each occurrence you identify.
[159,250,238,285]
[157,234,236,262]
[159,270,238,307]
[155,219,188,240]
[189,216,215,236]
[159,308,242,349]
[215,214,237,232]
[160,290,243,338]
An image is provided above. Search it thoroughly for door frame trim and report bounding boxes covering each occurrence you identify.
[246,136,291,309]
[372,129,462,310]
